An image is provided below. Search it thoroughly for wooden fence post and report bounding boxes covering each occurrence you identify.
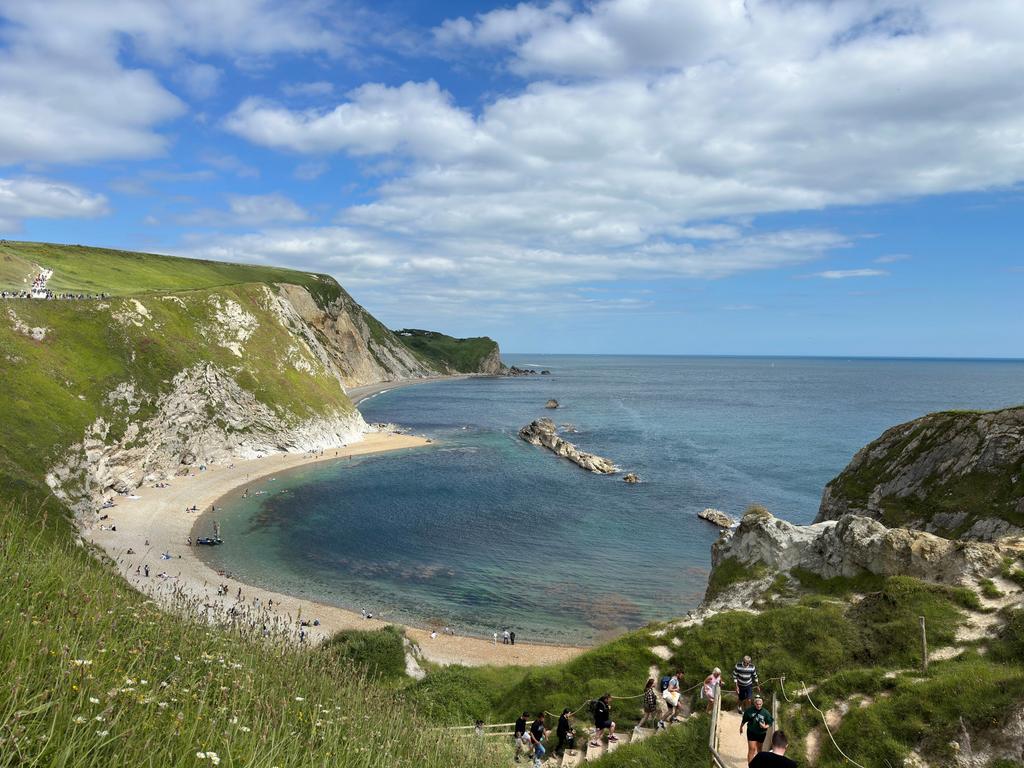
[920,616,928,673]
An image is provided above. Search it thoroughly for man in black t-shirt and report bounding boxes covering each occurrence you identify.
[529,713,547,768]
[750,730,798,768]
[513,711,529,762]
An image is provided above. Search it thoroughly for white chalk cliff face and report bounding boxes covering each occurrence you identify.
[43,281,443,520]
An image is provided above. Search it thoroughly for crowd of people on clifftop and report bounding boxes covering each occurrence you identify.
[506,654,796,768]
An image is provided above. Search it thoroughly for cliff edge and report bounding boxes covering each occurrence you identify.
[816,406,1024,540]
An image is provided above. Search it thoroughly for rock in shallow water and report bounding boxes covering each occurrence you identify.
[698,508,735,528]
[518,418,616,474]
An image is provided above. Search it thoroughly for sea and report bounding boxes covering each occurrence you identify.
[196,355,1024,645]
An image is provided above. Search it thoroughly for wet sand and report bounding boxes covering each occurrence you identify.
[86,431,584,667]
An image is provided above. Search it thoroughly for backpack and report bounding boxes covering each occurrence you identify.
[588,699,600,716]
[660,675,673,692]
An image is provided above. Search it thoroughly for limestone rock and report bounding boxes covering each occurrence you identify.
[545,399,560,409]
[623,473,640,484]
[698,508,736,528]
[711,507,1011,588]
[518,418,616,474]
[817,406,1024,540]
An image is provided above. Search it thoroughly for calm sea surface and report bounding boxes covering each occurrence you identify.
[196,356,1024,644]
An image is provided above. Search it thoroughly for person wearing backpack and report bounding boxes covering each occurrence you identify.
[660,669,684,728]
[513,710,529,763]
[555,708,576,756]
[589,694,617,747]
[530,712,547,768]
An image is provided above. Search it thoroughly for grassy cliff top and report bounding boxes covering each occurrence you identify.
[0,241,340,304]
[394,328,501,374]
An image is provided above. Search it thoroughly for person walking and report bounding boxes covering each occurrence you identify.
[589,694,617,746]
[750,730,797,767]
[740,694,774,765]
[510,630,516,645]
[660,669,684,727]
[530,712,547,768]
[503,629,511,645]
[733,655,760,712]
[703,667,723,713]
[493,632,498,646]
[637,677,659,730]
[555,708,575,756]
[513,711,529,763]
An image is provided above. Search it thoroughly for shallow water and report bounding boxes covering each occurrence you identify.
[197,355,1024,644]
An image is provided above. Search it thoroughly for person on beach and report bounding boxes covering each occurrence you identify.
[503,629,510,645]
[143,564,149,577]
[555,708,575,756]
[530,712,547,768]
[513,711,529,763]
[740,694,774,765]
[590,694,617,746]
[703,667,723,713]
[733,655,760,713]
[750,730,797,767]
[493,632,498,646]
[637,677,659,730]
[510,630,516,645]
[660,670,683,728]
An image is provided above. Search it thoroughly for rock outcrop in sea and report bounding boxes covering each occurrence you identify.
[816,406,1024,540]
[623,473,640,484]
[545,399,560,409]
[713,506,1011,588]
[518,418,616,474]
[698,508,735,528]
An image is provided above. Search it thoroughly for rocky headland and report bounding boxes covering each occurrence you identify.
[698,507,735,529]
[817,406,1024,540]
[518,418,617,473]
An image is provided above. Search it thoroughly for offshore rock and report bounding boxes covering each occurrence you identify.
[698,508,736,529]
[712,507,1011,588]
[623,473,640,484]
[518,418,616,474]
[545,399,560,409]
[816,406,1024,540]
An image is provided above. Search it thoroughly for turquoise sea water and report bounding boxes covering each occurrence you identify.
[196,355,1024,644]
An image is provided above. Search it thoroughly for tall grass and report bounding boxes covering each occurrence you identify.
[0,506,501,768]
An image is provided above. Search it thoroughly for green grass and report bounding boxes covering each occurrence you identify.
[0,241,340,306]
[1,285,354,511]
[705,557,766,601]
[393,329,499,374]
[0,506,501,768]
[322,627,407,680]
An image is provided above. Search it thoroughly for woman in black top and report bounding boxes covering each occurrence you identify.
[555,709,575,755]
[590,694,618,746]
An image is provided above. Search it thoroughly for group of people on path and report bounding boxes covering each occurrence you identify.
[508,654,796,767]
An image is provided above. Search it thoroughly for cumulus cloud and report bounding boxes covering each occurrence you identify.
[225,0,1024,295]
[0,0,348,166]
[0,177,109,230]
[181,194,310,227]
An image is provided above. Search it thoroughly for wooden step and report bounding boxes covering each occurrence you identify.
[604,732,628,754]
[560,747,583,768]
[631,727,655,743]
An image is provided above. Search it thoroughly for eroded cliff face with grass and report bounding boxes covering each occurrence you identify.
[816,406,1024,540]
[0,242,503,518]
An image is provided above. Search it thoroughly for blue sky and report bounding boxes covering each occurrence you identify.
[2,0,1022,357]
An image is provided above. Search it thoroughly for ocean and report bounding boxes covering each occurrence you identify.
[196,355,1024,645]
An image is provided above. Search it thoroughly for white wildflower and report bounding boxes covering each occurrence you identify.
[96,730,109,737]
[89,697,100,704]
[72,659,92,666]
[294,696,305,702]
[72,716,87,724]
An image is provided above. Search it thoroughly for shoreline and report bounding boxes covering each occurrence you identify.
[346,373,485,406]
[86,429,585,668]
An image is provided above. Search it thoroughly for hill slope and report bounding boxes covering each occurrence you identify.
[816,406,1024,539]
[0,241,502,518]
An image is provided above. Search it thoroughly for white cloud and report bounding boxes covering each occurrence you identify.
[294,161,329,181]
[812,269,889,279]
[0,0,349,166]
[434,2,572,48]
[874,253,912,264]
[0,177,109,230]
[181,194,310,227]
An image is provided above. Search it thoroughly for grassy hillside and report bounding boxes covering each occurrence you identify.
[0,241,340,306]
[0,506,498,768]
[394,328,501,374]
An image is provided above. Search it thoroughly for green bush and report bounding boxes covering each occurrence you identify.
[322,626,407,680]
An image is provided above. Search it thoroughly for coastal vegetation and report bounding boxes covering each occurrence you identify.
[393,328,502,374]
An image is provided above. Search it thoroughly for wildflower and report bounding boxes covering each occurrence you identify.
[294,696,305,702]
[72,659,92,666]
[96,730,109,737]
[158,702,169,709]
[239,726,251,733]
[94,715,105,722]
[73,716,87,724]
[196,751,221,765]
[89,697,100,704]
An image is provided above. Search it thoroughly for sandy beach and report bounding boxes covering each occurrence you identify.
[347,373,484,406]
[86,430,584,668]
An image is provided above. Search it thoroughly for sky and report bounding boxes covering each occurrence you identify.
[1,0,1022,357]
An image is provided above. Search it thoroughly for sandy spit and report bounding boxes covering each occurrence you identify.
[86,431,584,667]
